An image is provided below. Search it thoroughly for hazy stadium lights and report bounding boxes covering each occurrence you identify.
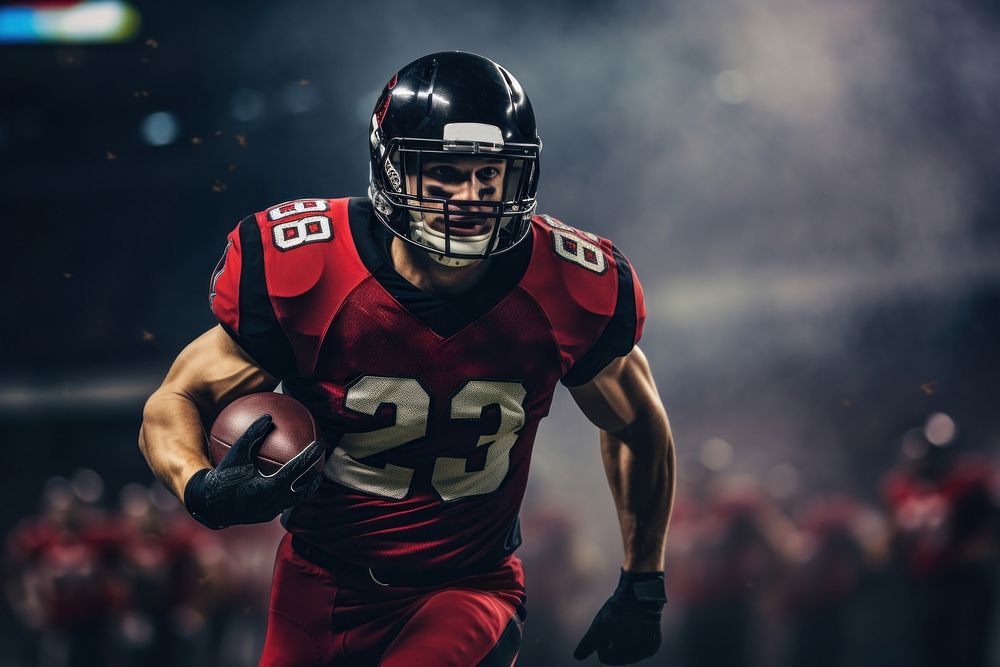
[148,482,181,512]
[281,81,320,114]
[119,612,154,645]
[901,430,928,460]
[71,468,105,503]
[713,69,751,105]
[43,476,74,510]
[699,437,734,471]
[765,463,800,499]
[924,412,956,446]
[120,482,152,518]
[0,1,140,44]
[140,111,179,146]
[231,88,265,121]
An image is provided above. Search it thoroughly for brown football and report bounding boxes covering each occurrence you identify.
[208,393,324,475]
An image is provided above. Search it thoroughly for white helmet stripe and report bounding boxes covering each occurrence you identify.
[442,122,504,146]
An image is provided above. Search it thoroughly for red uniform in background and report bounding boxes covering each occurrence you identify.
[7,511,129,631]
[880,452,1000,667]
[882,453,1000,577]
[209,197,645,665]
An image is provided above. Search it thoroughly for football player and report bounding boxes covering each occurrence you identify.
[139,51,676,666]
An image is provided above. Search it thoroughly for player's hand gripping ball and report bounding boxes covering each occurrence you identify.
[184,393,325,530]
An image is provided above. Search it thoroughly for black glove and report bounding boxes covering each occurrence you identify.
[574,569,666,665]
[184,415,324,530]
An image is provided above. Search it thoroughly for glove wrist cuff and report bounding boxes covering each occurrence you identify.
[617,568,667,603]
[184,468,224,530]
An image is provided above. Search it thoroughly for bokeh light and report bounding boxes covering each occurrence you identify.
[139,111,179,146]
[699,437,734,471]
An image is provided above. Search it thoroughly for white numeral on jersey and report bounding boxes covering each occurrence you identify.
[327,377,527,501]
[540,214,599,242]
[272,215,333,251]
[551,229,607,274]
[325,377,428,500]
[267,199,329,220]
[432,380,527,501]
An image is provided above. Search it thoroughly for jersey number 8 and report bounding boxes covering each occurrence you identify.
[272,215,333,251]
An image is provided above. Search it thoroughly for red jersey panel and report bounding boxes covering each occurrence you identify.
[210,197,645,569]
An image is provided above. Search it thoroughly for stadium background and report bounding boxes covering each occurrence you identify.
[2,0,1000,665]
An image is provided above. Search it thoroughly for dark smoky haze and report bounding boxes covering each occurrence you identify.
[2,0,999,665]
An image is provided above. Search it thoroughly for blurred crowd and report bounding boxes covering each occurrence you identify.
[4,473,280,667]
[5,426,999,667]
[665,436,1000,667]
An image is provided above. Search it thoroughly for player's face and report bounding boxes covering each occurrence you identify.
[409,156,507,237]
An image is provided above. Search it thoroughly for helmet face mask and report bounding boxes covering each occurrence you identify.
[368,52,541,267]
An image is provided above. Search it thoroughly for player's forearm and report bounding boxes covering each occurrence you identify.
[138,388,213,501]
[600,404,675,573]
[138,327,279,501]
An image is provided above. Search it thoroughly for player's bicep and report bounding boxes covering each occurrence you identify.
[157,325,278,420]
[568,345,660,433]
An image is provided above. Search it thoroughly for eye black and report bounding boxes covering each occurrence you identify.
[426,165,465,183]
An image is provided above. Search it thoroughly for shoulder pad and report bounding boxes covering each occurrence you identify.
[210,197,368,377]
[520,214,645,380]
[526,213,618,317]
[255,198,342,298]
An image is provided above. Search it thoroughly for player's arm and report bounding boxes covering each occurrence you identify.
[138,325,277,500]
[139,325,323,529]
[143,210,327,529]
[568,344,674,665]
[569,344,675,573]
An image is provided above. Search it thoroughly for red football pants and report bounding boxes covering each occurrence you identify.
[260,533,525,666]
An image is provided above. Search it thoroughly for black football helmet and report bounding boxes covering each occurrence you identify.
[368,51,541,267]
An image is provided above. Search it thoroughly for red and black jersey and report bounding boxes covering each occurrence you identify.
[210,197,646,570]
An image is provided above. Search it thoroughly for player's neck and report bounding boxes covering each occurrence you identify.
[390,236,490,297]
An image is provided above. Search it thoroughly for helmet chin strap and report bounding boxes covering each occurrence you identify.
[408,217,500,268]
